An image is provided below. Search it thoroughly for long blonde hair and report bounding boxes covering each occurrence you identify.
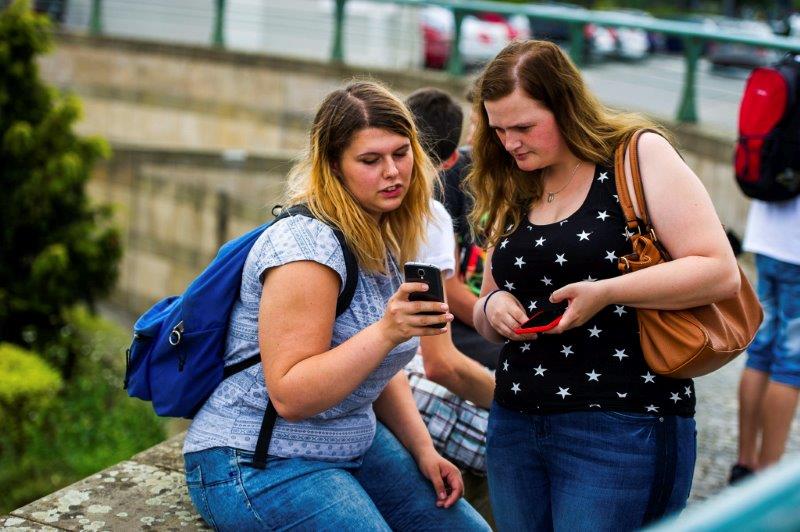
[285,81,437,272]
[467,40,671,248]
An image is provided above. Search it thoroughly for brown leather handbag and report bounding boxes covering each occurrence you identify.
[614,130,763,379]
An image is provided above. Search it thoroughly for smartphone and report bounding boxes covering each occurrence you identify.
[404,262,445,328]
[514,302,568,335]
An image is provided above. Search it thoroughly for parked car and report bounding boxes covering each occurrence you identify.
[662,14,718,54]
[526,4,649,63]
[583,23,616,61]
[583,25,648,62]
[527,2,587,43]
[707,17,780,71]
[420,6,530,70]
[788,13,800,38]
[599,10,652,61]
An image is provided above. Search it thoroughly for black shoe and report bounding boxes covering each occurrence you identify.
[729,464,754,485]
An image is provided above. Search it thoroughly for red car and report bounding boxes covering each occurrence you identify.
[421,7,530,70]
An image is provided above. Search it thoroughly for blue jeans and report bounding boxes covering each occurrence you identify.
[486,403,696,532]
[746,254,800,388]
[184,422,490,531]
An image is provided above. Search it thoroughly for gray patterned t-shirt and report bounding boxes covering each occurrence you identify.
[183,215,418,460]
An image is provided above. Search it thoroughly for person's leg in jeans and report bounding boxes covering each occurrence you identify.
[184,447,390,531]
[758,257,800,467]
[352,422,490,531]
[547,411,696,532]
[486,402,553,532]
[737,254,778,472]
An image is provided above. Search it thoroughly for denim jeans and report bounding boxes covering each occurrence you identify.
[486,402,696,532]
[745,254,800,388]
[184,422,490,531]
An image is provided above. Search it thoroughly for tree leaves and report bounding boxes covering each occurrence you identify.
[0,1,120,376]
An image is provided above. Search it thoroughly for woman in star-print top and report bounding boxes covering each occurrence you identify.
[465,41,741,531]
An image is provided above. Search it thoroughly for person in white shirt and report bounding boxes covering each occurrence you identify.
[733,196,800,483]
[413,200,494,408]
[408,199,495,526]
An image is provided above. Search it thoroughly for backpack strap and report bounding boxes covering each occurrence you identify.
[222,204,359,469]
[273,204,358,315]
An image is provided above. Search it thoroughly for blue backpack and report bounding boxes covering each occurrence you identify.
[124,205,358,465]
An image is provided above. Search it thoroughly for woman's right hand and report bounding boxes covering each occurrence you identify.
[484,290,539,342]
[378,282,453,345]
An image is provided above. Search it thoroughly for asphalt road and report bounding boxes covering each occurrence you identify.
[581,54,748,138]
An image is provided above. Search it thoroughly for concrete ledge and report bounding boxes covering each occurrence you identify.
[1,434,208,531]
[52,32,467,98]
[4,353,798,530]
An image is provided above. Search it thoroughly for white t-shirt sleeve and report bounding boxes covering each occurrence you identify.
[416,200,456,278]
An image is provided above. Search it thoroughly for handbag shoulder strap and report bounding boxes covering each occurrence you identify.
[614,129,654,231]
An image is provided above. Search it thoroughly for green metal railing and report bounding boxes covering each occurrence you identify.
[83,0,800,125]
[644,457,800,531]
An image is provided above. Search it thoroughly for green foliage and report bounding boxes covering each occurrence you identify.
[0,308,166,514]
[0,5,159,512]
[0,342,62,404]
[0,0,121,376]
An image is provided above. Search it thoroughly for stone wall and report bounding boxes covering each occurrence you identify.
[90,146,292,314]
[40,33,465,155]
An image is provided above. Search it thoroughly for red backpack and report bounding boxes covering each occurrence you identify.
[735,54,800,202]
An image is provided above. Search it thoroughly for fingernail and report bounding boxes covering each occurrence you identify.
[439,491,446,499]
[440,304,448,311]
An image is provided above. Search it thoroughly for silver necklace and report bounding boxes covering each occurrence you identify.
[544,162,582,203]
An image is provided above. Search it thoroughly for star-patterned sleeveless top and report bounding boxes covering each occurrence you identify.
[491,164,696,417]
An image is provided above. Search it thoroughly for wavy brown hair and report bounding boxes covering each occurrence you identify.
[466,40,670,248]
[286,81,437,272]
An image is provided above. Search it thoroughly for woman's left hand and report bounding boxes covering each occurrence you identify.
[546,280,610,334]
[416,446,463,508]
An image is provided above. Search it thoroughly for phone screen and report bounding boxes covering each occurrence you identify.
[404,262,445,328]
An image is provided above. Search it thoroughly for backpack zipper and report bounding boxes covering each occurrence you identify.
[169,321,187,371]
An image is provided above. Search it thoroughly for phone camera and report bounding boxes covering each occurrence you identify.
[417,268,426,278]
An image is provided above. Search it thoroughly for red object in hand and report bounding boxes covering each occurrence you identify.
[514,309,564,335]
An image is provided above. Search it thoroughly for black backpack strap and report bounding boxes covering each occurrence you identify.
[250,400,279,469]
[229,204,359,469]
[331,227,358,317]
[222,354,261,379]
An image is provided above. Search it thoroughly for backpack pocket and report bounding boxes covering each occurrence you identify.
[125,331,155,399]
[150,325,229,417]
